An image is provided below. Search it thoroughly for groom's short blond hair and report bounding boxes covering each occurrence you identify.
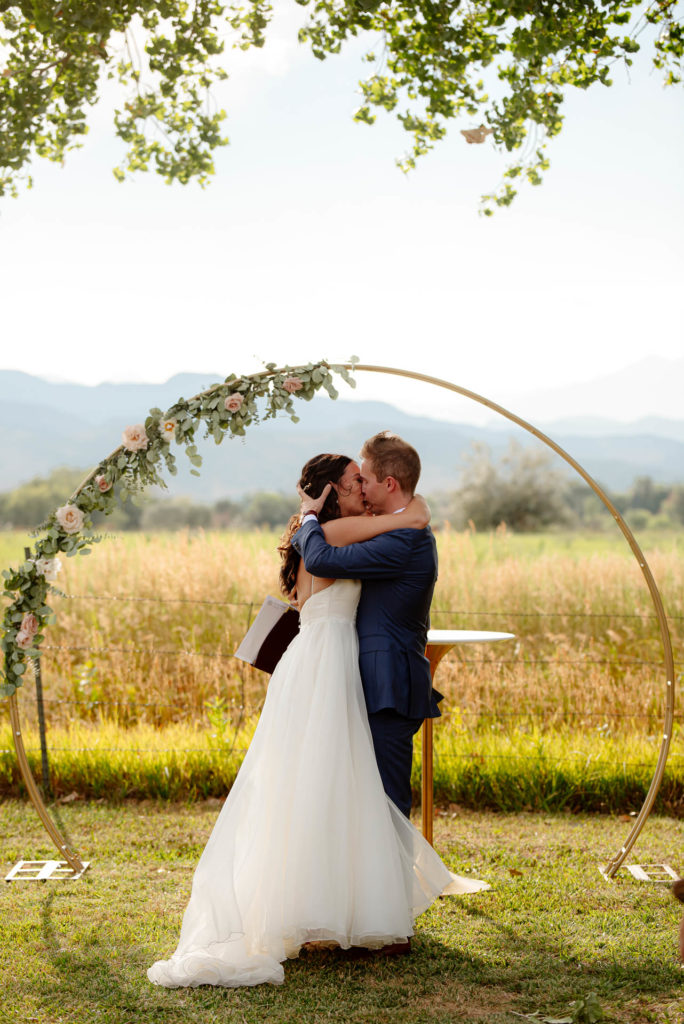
[360,431,421,495]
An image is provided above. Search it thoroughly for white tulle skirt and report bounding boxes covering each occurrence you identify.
[148,580,488,988]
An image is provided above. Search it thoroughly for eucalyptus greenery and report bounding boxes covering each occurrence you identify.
[0,359,357,698]
[0,1,681,211]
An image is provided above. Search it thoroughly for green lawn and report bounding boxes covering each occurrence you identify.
[1,801,682,1023]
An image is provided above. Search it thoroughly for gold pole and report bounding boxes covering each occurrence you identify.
[8,693,84,875]
[343,364,675,876]
[421,718,434,846]
[422,641,458,846]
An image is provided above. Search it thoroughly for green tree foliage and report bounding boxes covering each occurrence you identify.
[0,467,143,530]
[0,0,234,196]
[139,496,212,529]
[1,1,681,209]
[662,484,684,523]
[0,469,296,531]
[0,466,86,528]
[627,475,672,514]
[452,441,571,532]
[238,491,298,529]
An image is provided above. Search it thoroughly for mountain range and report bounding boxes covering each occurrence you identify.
[1,369,683,498]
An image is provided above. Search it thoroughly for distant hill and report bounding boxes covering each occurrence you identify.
[1,370,683,497]
[499,355,684,425]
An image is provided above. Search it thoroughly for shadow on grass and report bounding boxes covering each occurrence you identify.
[33,889,682,1024]
[451,900,683,1008]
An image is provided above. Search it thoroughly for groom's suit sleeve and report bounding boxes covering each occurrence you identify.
[291,518,416,578]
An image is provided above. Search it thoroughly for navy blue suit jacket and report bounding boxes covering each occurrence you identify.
[292,520,441,720]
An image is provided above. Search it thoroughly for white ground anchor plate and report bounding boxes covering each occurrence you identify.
[5,859,90,882]
[599,861,681,882]
[625,863,681,883]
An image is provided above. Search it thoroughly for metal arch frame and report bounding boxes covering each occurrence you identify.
[6,360,675,879]
[346,363,676,877]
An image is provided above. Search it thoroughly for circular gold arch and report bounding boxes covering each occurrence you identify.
[349,363,676,878]
[6,361,676,880]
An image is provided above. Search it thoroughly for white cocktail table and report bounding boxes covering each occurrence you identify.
[422,629,515,845]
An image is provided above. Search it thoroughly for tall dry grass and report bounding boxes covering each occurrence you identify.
[1,527,681,737]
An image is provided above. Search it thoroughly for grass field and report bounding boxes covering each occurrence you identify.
[0,527,681,806]
[1,801,683,1024]
[1,527,681,730]
[1,530,683,1021]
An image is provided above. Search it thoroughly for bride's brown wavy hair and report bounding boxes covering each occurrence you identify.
[278,453,352,598]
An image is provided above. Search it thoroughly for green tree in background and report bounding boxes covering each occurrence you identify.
[238,492,298,530]
[452,441,571,531]
[0,467,85,528]
[0,467,142,530]
[1,1,681,210]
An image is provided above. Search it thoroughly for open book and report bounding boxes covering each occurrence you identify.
[234,596,300,674]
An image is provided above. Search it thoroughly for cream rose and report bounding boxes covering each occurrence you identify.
[34,557,62,581]
[158,417,177,442]
[95,474,112,493]
[20,613,39,636]
[15,630,33,650]
[55,504,85,534]
[224,393,244,413]
[122,424,149,451]
[282,376,303,394]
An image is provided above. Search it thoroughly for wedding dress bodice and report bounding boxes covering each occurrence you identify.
[299,578,361,627]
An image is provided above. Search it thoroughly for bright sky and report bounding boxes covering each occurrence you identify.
[1,5,682,424]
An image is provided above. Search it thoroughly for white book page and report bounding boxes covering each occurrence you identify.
[234,596,293,664]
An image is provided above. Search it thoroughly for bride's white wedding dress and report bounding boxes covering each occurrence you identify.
[148,579,488,989]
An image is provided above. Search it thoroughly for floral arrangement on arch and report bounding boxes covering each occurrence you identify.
[0,359,357,697]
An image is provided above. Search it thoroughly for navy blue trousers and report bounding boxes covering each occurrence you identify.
[367,709,424,818]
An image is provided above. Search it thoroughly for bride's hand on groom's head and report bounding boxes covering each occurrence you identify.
[405,493,431,528]
[297,482,332,519]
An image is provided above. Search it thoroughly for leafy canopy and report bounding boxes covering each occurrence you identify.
[0,0,681,210]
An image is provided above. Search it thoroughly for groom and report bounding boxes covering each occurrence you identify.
[293,430,441,819]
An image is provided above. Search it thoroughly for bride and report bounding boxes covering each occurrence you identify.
[148,453,487,989]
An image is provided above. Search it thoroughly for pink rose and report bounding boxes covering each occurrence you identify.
[95,474,112,493]
[224,393,244,413]
[122,424,149,451]
[15,630,33,650]
[55,504,84,534]
[283,376,303,394]
[21,613,39,636]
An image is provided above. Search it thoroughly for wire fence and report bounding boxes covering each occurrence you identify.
[5,587,680,792]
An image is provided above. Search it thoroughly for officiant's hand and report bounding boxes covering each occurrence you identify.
[297,482,332,520]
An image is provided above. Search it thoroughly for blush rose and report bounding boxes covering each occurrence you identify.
[224,393,244,413]
[15,630,33,650]
[122,424,149,451]
[56,504,85,534]
[20,613,39,636]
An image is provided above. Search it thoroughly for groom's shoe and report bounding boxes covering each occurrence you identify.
[378,939,411,957]
[343,939,411,960]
